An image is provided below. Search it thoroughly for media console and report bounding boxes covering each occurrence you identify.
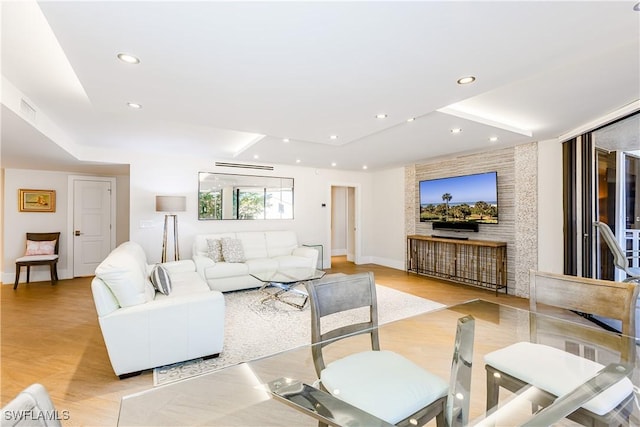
[407,235,507,295]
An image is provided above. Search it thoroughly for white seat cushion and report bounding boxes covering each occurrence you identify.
[321,350,448,424]
[246,258,278,273]
[204,262,249,279]
[484,342,633,416]
[16,254,58,262]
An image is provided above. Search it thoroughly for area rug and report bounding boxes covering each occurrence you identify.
[153,284,444,386]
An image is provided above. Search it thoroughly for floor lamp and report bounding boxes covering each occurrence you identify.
[156,195,186,263]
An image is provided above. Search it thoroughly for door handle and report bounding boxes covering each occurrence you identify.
[75,230,82,236]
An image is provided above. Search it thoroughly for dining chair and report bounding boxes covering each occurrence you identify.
[484,270,638,427]
[1,383,62,427]
[305,272,475,427]
[594,221,640,283]
[14,232,61,290]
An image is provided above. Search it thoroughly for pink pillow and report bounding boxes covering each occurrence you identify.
[25,240,56,255]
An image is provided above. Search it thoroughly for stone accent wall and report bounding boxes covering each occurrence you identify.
[405,143,538,297]
[514,143,538,297]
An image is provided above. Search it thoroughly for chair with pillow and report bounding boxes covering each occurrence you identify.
[14,232,61,290]
[305,272,475,427]
[484,270,638,426]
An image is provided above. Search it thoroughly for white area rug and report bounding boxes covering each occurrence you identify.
[153,284,444,386]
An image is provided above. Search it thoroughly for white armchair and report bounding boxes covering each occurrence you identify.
[91,241,225,378]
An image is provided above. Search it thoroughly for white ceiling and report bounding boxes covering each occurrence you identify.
[1,1,639,173]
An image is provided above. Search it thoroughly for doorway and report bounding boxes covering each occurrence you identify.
[330,185,357,267]
[592,113,640,281]
[69,176,116,277]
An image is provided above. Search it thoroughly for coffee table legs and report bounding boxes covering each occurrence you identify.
[259,281,309,310]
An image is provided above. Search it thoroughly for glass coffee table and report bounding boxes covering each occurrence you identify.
[251,268,326,310]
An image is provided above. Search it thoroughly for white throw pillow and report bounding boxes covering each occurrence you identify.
[221,238,246,263]
[150,265,172,295]
[206,238,223,262]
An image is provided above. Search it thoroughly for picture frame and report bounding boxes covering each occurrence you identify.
[19,189,56,213]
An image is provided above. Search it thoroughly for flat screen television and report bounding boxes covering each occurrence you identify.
[419,171,498,224]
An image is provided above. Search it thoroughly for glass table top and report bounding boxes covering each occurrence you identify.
[117,299,640,426]
[250,268,326,284]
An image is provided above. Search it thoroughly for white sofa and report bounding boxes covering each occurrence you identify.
[193,231,319,292]
[91,241,225,378]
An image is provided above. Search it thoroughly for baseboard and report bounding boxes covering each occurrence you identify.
[3,268,71,285]
[368,256,404,271]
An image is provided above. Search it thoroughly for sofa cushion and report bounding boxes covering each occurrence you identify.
[273,255,313,269]
[156,271,211,298]
[265,231,298,257]
[204,262,249,279]
[246,258,278,274]
[95,248,152,307]
[221,238,246,263]
[150,265,172,295]
[206,238,223,262]
[236,232,268,260]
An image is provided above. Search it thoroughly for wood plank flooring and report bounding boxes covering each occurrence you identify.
[2,257,529,426]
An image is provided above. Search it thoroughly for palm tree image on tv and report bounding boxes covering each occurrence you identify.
[419,172,498,224]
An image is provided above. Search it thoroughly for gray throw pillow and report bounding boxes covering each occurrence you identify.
[150,264,172,295]
[221,238,246,263]
[206,238,223,262]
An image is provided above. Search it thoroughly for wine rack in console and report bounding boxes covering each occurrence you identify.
[407,235,508,295]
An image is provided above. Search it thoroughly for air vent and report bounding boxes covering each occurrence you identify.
[215,162,274,171]
[20,99,37,122]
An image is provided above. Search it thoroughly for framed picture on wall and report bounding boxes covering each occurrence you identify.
[19,189,56,213]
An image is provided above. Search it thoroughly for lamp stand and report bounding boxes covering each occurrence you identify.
[161,214,180,263]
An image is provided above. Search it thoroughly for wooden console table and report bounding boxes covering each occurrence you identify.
[407,235,507,295]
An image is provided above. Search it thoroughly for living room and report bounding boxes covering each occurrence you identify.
[2,1,640,425]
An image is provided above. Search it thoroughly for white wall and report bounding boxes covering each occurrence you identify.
[370,167,405,270]
[537,138,565,274]
[124,152,376,268]
[331,186,347,255]
[2,168,130,284]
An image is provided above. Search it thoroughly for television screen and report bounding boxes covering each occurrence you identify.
[419,171,498,223]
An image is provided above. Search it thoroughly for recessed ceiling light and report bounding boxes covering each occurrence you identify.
[127,102,142,109]
[253,154,259,159]
[329,135,338,140]
[295,159,301,163]
[451,128,462,134]
[634,2,640,11]
[362,165,368,170]
[117,53,140,64]
[375,114,387,119]
[457,76,476,85]
[489,136,499,142]
[331,162,337,167]
[283,138,290,143]
[407,117,415,122]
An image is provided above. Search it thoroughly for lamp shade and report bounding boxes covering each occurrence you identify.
[156,195,186,213]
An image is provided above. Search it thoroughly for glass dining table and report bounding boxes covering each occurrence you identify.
[117,299,640,426]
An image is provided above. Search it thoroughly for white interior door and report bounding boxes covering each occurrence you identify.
[73,179,113,276]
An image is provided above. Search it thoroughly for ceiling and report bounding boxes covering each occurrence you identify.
[1,1,639,174]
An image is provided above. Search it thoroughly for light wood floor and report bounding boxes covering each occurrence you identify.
[1,257,529,426]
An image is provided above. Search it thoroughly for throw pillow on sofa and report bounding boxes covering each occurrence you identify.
[206,238,223,262]
[150,265,172,295]
[221,238,246,263]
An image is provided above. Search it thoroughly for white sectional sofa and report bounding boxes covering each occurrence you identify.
[91,241,225,378]
[193,231,319,292]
